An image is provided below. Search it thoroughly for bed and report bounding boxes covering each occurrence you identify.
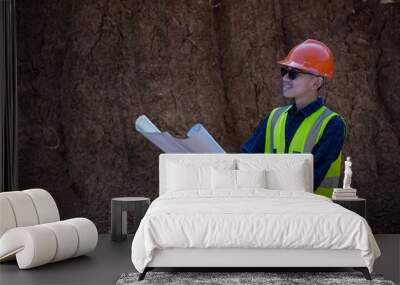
[131,154,381,280]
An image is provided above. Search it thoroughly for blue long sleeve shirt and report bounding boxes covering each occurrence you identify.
[240,97,346,190]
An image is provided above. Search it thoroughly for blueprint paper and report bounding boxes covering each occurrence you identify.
[134,115,225,153]
[135,115,161,133]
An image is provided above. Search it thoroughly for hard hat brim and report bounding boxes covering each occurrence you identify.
[277,60,324,77]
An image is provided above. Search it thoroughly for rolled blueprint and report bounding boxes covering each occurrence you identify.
[134,115,225,153]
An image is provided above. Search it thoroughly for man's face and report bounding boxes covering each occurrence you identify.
[281,67,320,99]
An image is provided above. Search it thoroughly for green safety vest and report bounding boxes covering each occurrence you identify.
[264,105,346,198]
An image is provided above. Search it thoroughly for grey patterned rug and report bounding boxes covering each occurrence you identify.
[116,271,396,285]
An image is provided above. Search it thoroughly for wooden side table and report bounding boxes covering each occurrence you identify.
[332,198,366,219]
[111,197,150,242]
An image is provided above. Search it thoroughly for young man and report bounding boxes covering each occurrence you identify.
[240,39,346,198]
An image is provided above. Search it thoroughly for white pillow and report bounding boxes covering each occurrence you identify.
[237,158,309,192]
[265,162,308,191]
[211,168,236,190]
[167,162,211,191]
[166,159,236,192]
[211,169,267,190]
[237,169,267,188]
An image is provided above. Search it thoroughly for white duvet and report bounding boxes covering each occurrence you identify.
[131,189,380,273]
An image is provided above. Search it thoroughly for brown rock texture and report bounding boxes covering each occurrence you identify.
[17,0,400,233]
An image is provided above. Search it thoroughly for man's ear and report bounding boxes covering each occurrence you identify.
[313,77,323,90]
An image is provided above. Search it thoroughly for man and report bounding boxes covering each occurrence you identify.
[240,39,346,198]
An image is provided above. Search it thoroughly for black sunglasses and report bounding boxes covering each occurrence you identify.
[280,68,317,80]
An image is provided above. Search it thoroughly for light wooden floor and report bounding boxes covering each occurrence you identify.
[0,234,398,285]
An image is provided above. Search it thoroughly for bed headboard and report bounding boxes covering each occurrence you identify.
[159,153,314,196]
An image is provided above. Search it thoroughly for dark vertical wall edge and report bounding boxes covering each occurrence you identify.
[0,0,18,192]
[0,2,6,191]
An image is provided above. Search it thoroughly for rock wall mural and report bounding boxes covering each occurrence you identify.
[17,0,400,233]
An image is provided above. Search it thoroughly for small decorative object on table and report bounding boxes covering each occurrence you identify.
[111,197,150,242]
[332,156,366,219]
[332,156,358,200]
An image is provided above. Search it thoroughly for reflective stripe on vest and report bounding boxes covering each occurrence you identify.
[303,108,334,152]
[264,105,345,198]
[266,106,290,153]
[319,176,340,188]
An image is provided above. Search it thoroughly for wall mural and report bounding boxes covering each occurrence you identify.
[17,0,400,233]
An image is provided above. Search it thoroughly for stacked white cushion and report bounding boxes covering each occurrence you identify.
[167,163,211,191]
[238,157,310,192]
[166,159,236,192]
[0,196,17,237]
[212,168,236,190]
[236,169,267,188]
[42,221,79,262]
[64,218,98,257]
[1,191,40,227]
[0,226,57,268]
[24,188,60,223]
[211,169,267,190]
[0,189,98,269]
[159,154,314,195]
[266,162,308,192]
[0,218,97,269]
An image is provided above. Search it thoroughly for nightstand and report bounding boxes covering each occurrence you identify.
[332,198,366,219]
[111,197,150,242]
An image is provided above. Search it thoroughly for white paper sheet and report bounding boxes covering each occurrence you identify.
[135,115,225,153]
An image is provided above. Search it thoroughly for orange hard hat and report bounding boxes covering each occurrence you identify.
[277,39,334,79]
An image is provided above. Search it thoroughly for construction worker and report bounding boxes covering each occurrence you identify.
[240,39,346,198]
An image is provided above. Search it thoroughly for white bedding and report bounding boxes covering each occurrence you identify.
[131,189,380,273]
